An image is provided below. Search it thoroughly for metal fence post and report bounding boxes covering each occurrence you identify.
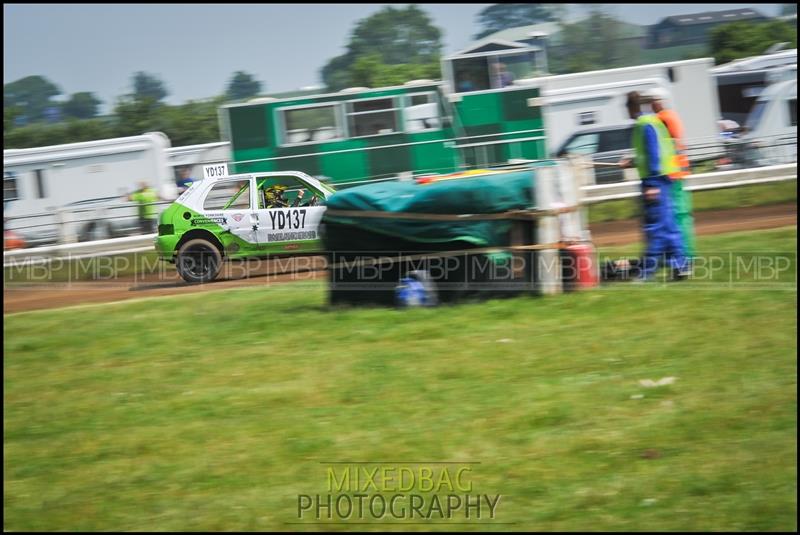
[56,207,77,245]
[567,155,593,241]
[535,165,563,296]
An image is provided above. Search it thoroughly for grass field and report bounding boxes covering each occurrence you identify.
[588,180,797,223]
[4,227,797,531]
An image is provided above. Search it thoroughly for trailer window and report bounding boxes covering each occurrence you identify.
[578,111,596,126]
[203,179,251,210]
[4,171,19,201]
[34,169,46,199]
[281,105,342,144]
[742,86,764,98]
[404,93,440,132]
[496,52,538,83]
[788,99,797,127]
[452,57,491,93]
[347,98,399,137]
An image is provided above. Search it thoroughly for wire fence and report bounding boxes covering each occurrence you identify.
[684,133,798,171]
[4,200,174,248]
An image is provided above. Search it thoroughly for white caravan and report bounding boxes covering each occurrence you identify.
[3,132,176,244]
[742,76,797,165]
[713,48,797,124]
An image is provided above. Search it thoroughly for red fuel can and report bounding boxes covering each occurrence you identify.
[565,242,599,289]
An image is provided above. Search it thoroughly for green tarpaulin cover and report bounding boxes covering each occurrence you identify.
[323,168,538,246]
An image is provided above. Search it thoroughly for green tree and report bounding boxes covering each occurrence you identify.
[61,92,102,119]
[4,71,226,148]
[349,55,384,88]
[320,54,356,92]
[3,118,115,149]
[225,71,263,102]
[473,3,565,39]
[114,72,170,136]
[320,5,443,91]
[348,4,441,64]
[350,54,440,88]
[781,4,797,17]
[374,63,440,88]
[160,98,224,146]
[549,7,640,74]
[710,20,797,65]
[4,105,24,132]
[132,71,169,102]
[6,96,223,149]
[113,96,165,137]
[3,75,62,123]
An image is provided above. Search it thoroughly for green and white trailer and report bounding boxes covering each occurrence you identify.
[218,37,550,187]
[219,80,548,186]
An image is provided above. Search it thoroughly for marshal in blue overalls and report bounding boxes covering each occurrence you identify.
[630,111,689,281]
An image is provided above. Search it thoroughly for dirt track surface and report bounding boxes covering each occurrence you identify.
[590,202,797,246]
[4,203,796,314]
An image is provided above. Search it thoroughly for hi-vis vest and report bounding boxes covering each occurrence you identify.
[657,109,691,179]
[632,114,679,179]
[131,188,159,219]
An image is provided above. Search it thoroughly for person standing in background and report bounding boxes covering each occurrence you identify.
[176,167,195,195]
[619,91,688,282]
[491,61,515,88]
[128,181,160,234]
[648,88,695,259]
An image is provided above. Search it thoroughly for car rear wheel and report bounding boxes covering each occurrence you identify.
[176,238,222,283]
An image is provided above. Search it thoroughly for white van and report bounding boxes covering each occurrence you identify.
[742,77,797,165]
[532,58,722,155]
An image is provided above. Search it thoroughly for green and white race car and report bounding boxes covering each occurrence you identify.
[155,170,335,283]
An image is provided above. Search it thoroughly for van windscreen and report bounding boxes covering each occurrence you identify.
[745,101,767,132]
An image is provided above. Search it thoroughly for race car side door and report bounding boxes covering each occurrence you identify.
[251,173,326,250]
[197,177,259,246]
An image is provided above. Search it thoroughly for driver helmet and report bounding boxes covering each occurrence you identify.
[264,185,288,206]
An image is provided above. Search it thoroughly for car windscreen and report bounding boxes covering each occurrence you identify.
[599,128,632,152]
[255,176,323,209]
[745,100,767,132]
[561,132,600,155]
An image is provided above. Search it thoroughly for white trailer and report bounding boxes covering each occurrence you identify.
[522,58,722,155]
[165,141,231,181]
[3,132,177,244]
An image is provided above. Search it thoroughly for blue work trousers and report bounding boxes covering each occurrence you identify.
[640,175,688,279]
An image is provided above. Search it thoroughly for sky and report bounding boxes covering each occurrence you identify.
[3,3,787,114]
